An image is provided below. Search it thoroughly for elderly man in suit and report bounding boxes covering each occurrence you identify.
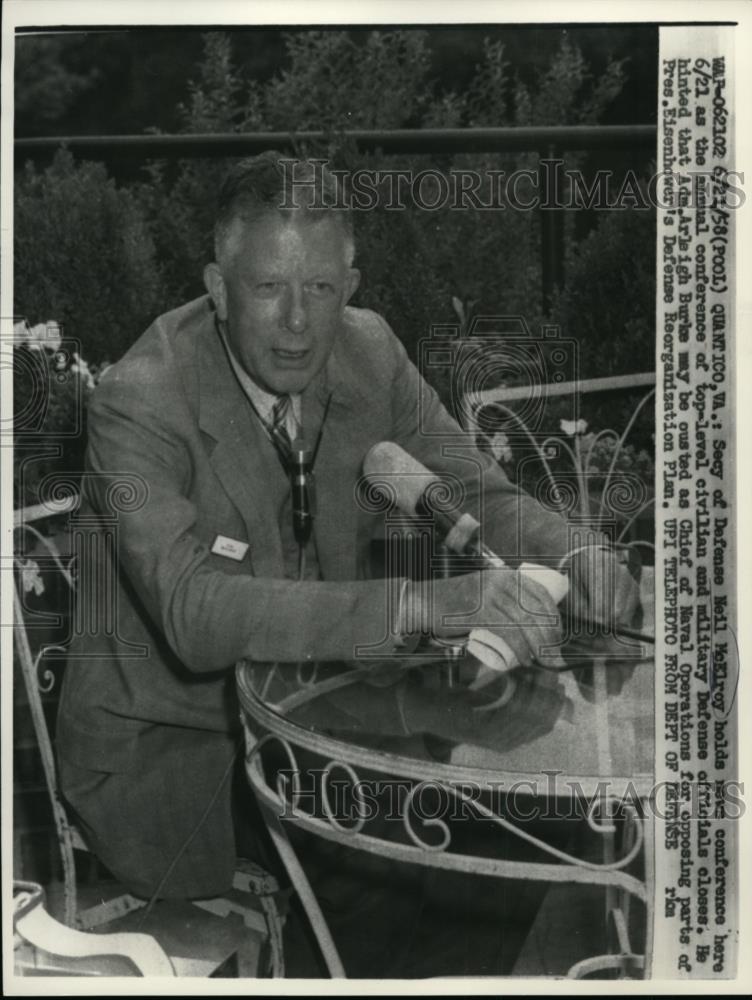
[57,152,635,918]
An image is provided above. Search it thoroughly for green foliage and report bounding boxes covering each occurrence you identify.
[176,32,250,132]
[137,35,257,306]
[586,436,654,481]
[551,203,655,378]
[14,150,164,364]
[14,36,100,131]
[512,36,626,127]
[264,31,437,130]
[548,195,656,452]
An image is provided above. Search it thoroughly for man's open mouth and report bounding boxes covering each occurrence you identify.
[273,348,310,360]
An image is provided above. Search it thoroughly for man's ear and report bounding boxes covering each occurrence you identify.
[203,263,228,321]
[344,268,361,306]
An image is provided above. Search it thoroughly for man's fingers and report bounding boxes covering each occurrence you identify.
[432,569,565,667]
[517,574,564,662]
[486,569,564,667]
[570,548,642,632]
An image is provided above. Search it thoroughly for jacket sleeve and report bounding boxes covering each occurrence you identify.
[84,375,406,673]
[377,317,574,564]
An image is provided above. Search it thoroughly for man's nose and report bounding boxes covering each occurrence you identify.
[283,287,308,334]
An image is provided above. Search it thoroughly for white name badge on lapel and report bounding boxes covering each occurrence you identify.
[211,535,249,562]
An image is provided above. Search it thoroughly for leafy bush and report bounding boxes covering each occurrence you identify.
[551,200,655,378]
[14,36,100,132]
[14,150,165,364]
[547,200,656,451]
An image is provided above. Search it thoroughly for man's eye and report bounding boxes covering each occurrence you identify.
[306,282,334,295]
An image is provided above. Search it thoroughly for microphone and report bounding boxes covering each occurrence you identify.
[363,441,443,512]
[363,442,483,550]
[290,438,314,547]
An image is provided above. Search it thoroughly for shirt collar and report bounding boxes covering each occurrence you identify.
[217,323,302,429]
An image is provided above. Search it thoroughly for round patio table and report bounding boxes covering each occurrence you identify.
[237,574,655,979]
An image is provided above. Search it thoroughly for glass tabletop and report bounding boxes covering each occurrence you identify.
[240,571,655,795]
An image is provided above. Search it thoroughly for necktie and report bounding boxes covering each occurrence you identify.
[268,395,295,469]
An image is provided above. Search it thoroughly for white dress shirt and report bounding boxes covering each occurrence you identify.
[219,325,302,441]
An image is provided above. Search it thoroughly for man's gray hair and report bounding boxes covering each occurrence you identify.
[214,151,355,268]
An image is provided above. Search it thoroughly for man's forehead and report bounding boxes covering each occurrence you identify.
[223,209,349,268]
[230,207,342,242]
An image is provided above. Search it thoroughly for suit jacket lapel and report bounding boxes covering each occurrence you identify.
[196,320,286,578]
[304,334,362,582]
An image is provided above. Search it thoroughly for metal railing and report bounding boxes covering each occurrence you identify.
[469,370,655,407]
[14,124,656,159]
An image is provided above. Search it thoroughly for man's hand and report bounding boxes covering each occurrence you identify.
[402,568,565,670]
[567,545,641,633]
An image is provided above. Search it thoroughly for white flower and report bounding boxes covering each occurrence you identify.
[560,418,588,437]
[19,558,45,596]
[489,430,513,463]
[18,320,63,353]
[451,295,466,325]
[71,352,96,390]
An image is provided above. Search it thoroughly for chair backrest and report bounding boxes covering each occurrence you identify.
[13,495,82,927]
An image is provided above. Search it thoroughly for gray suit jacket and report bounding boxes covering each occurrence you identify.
[57,296,571,896]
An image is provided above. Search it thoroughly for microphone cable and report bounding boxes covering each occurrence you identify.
[292,391,333,581]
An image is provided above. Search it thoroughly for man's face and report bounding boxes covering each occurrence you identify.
[205,210,359,396]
